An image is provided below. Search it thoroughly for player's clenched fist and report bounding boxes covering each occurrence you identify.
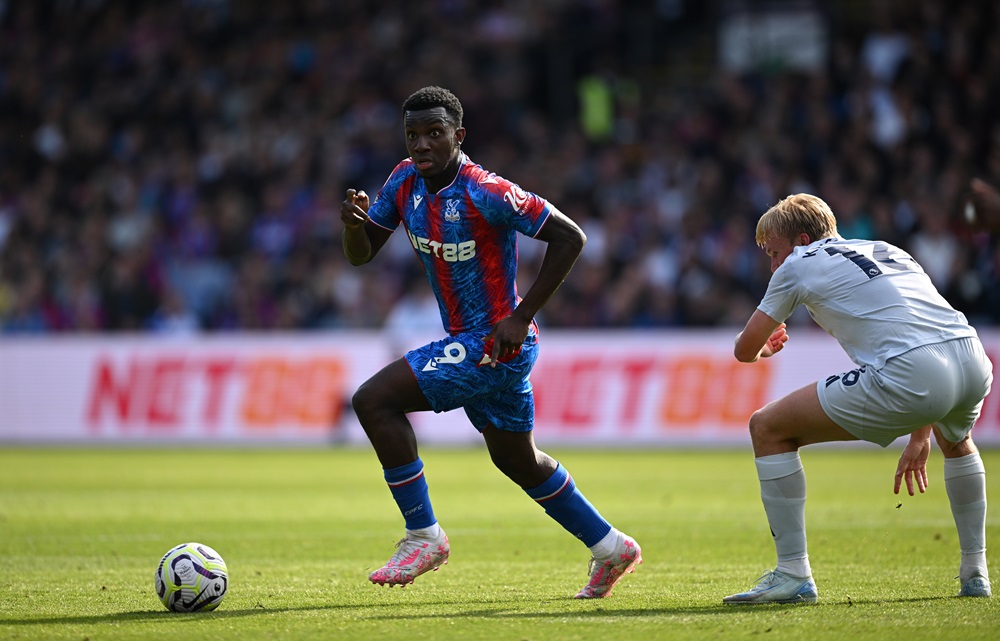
[341,189,370,229]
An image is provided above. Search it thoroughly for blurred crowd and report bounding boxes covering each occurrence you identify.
[1,0,999,335]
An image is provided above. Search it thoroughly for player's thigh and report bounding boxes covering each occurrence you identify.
[355,357,432,414]
[752,382,857,447]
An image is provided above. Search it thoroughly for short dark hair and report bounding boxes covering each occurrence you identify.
[402,86,463,128]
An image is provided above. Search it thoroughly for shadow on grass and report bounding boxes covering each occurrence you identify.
[359,595,954,621]
[2,595,953,626]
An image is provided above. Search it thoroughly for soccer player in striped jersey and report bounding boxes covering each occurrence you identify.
[724,193,993,604]
[341,86,640,598]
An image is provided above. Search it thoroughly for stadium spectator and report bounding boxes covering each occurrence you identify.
[724,193,992,604]
[967,177,1000,232]
[340,86,641,598]
[0,1,998,332]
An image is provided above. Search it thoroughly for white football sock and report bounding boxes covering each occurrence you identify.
[756,452,812,578]
[588,528,621,559]
[944,452,988,581]
[406,522,443,541]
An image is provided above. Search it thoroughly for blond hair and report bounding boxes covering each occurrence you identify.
[755,193,839,247]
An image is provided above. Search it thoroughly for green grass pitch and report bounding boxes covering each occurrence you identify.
[0,446,997,640]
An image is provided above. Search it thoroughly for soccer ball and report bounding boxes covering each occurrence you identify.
[154,542,229,612]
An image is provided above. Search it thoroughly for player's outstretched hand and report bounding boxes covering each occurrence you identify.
[894,434,930,496]
[341,189,370,229]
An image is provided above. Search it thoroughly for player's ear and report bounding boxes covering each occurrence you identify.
[796,232,811,246]
[455,127,466,146]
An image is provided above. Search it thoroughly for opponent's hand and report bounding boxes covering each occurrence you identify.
[341,189,370,230]
[894,435,930,496]
[759,324,788,358]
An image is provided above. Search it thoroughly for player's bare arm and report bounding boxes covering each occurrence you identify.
[734,310,786,362]
[341,189,391,265]
[485,209,586,366]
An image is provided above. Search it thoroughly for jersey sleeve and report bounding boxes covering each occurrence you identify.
[757,259,805,323]
[474,172,551,237]
[366,161,409,231]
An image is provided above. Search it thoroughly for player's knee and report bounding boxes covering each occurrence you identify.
[747,409,774,444]
[936,431,978,458]
[351,381,384,423]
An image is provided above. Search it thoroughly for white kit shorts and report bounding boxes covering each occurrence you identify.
[817,337,993,447]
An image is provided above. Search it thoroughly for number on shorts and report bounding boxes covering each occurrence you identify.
[825,366,867,387]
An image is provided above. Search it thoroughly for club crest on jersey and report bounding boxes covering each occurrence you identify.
[443,199,461,222]
[503,185,530,214]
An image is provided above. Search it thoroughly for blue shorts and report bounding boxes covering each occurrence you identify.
[404,330,539,432]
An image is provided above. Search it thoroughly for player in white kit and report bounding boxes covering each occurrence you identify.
[723,193,993,604]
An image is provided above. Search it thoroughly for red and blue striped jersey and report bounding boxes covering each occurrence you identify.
[367,153,552,335]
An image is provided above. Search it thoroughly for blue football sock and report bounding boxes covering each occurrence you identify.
[525,463,611,547]
[383,458,436,530]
